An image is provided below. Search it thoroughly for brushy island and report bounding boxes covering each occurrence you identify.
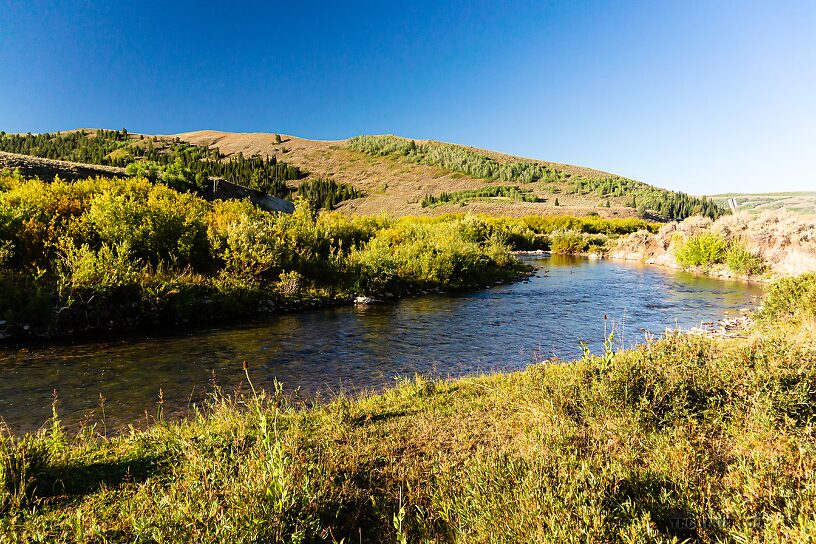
[1,270,816,541]
[0,172,653,339]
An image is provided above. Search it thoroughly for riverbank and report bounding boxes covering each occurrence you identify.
[2,273,814,542]
[0,253,759,436]
[609,210,816,282]
[0,175,530,341]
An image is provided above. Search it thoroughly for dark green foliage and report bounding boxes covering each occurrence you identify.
[569,176,723,220]
[0,130,303,199]
[297,178,362,209]
[421,185,537,207]
[349,135,566,183]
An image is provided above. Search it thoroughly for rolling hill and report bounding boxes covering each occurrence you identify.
[173,130,720,219]
[0,129,721,219]
[709,192,816,217]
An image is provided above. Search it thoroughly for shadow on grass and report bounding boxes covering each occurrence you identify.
[352,408,410,426]
[39,453,167,498]
[604,472,699,540]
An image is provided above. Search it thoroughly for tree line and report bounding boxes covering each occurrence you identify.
[421,185,538,207]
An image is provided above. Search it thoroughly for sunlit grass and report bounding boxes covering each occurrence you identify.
[2,274,815,542]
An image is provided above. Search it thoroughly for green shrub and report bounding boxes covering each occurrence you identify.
[348,219,515,293]
[725,242,765,275]
[0,174,523,337]
[759,273,816,322]
[550,230,587,254]
[673,233,727,268]
[87,182,210,268]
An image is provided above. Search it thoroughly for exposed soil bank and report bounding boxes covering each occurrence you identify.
[609,211,816,282]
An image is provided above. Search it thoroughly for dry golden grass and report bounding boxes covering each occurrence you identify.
[171,130,641,218]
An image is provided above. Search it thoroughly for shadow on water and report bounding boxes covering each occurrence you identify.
[0,255,763,435]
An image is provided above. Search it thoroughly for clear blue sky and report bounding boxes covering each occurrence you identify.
[1,1,814,194]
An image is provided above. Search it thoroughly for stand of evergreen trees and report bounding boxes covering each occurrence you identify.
[421,185,538,207]
[297,178,362,209]
[569,176,722,220]
[349,135,566,184]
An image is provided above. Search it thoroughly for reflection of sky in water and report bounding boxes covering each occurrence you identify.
[0,255,763,434]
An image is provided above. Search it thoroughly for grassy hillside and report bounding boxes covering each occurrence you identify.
[180,130,721,220]
[1,129,722,220]
[2,274,815,542]
[709,192,816,217]
[347,135,720,220]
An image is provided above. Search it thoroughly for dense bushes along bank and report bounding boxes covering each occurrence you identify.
[0,175,526,339]
[2,272,815,541]
[0,173,659,340]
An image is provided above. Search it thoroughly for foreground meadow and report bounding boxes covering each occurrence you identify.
[1,273,815,543]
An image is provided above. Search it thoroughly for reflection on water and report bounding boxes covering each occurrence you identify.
[0,255,763,434]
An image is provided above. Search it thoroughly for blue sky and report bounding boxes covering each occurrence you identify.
[1,1,814,194]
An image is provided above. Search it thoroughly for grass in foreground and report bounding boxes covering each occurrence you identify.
[2,275,816,542]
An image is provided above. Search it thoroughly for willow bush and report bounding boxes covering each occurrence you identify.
[0,175,523,338]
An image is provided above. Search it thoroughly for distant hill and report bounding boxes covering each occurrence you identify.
[0,128,722,220]
[709,192,816,217]
[173,131,721,219]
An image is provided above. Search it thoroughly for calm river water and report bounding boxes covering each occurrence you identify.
[0,255,763,434]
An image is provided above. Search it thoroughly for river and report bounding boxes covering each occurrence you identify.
[0,255,763,434]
